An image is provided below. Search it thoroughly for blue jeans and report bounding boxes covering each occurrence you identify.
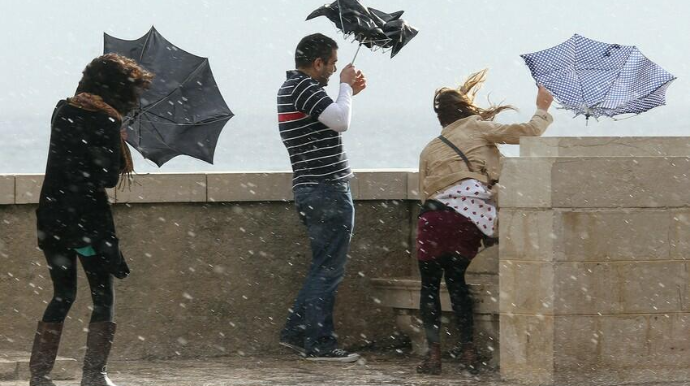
[281,181,355,355]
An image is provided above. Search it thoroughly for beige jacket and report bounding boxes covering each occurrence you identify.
[418,109,553,202]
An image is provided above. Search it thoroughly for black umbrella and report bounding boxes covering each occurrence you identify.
[367,7,419,59]
[306,0,418,62]
[104,27,233,167]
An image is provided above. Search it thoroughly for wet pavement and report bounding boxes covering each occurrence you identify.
[2,352,688,386]
[2,352,502,386]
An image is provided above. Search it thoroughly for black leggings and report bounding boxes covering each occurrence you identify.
[42,248,114,323]
[418,255,473,345]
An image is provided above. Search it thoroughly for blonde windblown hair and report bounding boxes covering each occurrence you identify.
[433,69,516,127]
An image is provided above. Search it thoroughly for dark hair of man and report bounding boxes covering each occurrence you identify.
[295,33,338,69]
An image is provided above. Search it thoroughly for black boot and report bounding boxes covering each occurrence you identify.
[458,342,480,374]
[80,322,119,386]
[29,321,64,386]
[416,342,442,375]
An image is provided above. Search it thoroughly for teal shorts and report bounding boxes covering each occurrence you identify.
[74,246,97,257]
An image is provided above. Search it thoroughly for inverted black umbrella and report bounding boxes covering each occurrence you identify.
[306,0,418,62]
[104,26,233,166]
[367,7,418,59]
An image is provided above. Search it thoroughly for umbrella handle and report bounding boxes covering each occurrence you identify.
[351,43,362,64]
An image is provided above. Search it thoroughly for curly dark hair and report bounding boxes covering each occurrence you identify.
[75,53,154,116]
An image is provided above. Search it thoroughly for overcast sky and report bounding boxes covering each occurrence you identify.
[1,0,688,173]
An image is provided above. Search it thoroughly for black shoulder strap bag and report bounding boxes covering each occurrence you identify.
[437,135,498,188]
[437,135,474,172]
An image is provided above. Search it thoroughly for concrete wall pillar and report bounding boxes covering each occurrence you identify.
[499,137,690,385]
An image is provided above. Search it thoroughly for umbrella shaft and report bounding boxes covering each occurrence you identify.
[351,44,362,64]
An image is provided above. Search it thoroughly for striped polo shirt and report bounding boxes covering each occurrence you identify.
[278,70,353,188]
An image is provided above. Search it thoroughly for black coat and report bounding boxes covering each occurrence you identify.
[36,100,129,278]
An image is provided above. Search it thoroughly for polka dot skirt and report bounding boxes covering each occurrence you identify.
[433,179,497,237]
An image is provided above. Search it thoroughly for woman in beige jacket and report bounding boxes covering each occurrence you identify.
[416,70,553,375]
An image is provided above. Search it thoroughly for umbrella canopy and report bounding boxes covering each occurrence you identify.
[104,27,233,166]
[366,7,418,58]
[306,0,418,59]
[521,34,676,120]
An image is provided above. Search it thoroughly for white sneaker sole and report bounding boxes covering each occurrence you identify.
[305,354,361,363]
[279,341,306,355]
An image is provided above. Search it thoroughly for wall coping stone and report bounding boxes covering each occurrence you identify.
[8,137,690,205]
[520,136,690,157]
[0,169,419,205]
[499,156,690,209]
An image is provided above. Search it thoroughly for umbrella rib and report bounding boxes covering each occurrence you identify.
[138,28,154,65]
[140,112,231,126]
[140,58,211,115]
[571,43,590,112]
[606,79,675,115]
[133,29,156,117]
[337,0,345,32]
[141,111,179,125]
[139,113,186,155]
[136,112,230,160]
[597,48,635,109]
[128,114,178,164]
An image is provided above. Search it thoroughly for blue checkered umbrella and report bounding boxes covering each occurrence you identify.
[521,34,676,120]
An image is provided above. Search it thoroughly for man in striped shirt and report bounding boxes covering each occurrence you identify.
[278,33,366,363]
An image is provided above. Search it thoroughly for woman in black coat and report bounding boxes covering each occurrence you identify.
[30,54,152,386]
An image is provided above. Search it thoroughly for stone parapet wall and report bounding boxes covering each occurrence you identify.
[500,137,690,385]
[0,169,420,205]
[0,170,418,360]
[6,136,689,379]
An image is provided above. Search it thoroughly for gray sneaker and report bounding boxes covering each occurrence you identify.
[305,348,360,363]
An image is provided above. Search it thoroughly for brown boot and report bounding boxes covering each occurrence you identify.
[81,322,119,386]
[458,342,480,374]
[416,342,442,375]
[29,321,64,386]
